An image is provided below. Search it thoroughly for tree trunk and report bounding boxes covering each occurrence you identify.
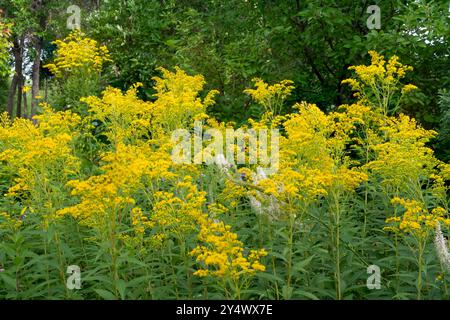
[16,37,25,117]
[23,91,28,118]
[44,77,48,101]
[30,36,42,118]
[6,37,23,118]
[16,72,23,117]
[7,73,18,117]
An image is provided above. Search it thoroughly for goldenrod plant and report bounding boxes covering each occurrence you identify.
[44,30,112,114]
[0,50,449,300]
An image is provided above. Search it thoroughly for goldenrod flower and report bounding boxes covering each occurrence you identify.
[44,29,111,78]
[22,85,31,94]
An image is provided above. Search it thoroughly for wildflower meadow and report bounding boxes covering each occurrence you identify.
[0,1,449,301]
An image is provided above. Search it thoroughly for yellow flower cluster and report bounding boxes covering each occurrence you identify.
[56,142,173,231]
[0,107,80,197]
[0,211,22,231]
[44,30,111,78]
[81,83,154,143]
[151,67,219,132]
[146,175,267,280]
[81,68,219,142]
[53,67,267,278]
[364,114,439,191]
[22,85,31,94]
[384,197,449,238]
[342,51,417,114]
[248,102,368,214]
[0,106,81,227]
[244,78,294,116]
[218,179,247,210]
[440,164,450,181]
[336,52,450,247]
[130,207,153,235]
[149,176,206,242]
[402,84,418,94]
[191,218,267,279]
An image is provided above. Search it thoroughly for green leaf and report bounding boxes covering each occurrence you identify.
[94,289,117,300]
[116,280,127,300]
[0,273,17,290]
